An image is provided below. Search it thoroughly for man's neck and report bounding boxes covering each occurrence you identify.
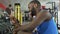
[36,10,40,16]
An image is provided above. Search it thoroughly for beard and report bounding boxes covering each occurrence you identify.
[31,7,36,17]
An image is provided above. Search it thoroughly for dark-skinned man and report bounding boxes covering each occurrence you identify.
[12,0,58,34]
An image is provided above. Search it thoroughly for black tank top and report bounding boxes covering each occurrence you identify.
[5,8,11,15]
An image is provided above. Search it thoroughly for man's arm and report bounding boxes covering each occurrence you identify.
[17,31,33,34]
[14,11,52,32]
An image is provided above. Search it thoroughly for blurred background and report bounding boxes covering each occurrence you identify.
[0,0,60,34]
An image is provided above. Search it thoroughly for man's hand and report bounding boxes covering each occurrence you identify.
[13,29,19,34]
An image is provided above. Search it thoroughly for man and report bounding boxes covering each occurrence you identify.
[13,0,58,34]
[5,4,13,15]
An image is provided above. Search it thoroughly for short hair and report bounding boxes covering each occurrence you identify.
[30,0,41,7]
[9,4,11,7]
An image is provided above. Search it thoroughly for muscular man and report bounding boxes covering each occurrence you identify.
[13,0,58,34]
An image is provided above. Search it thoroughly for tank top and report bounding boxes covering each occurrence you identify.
[33,18,58,34]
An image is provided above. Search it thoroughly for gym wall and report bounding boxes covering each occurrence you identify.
[0,0,59,11]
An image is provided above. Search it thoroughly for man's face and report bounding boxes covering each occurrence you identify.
[28,3,38,12]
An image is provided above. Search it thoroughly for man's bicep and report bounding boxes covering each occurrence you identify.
[29,11,51,30]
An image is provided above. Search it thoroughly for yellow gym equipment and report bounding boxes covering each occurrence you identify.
[14,3,22,25]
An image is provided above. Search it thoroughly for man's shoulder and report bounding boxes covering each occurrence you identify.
[6,7,9,9]
[40,10,48,13]
[6,7,10,11]
[39,10,52,20]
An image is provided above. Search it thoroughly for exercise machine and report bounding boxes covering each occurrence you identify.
[14,3,22,25]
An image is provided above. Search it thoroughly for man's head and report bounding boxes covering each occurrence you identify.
[28,0,41,17]
[28,0,41,12]
[8,4,12,9]
[9,4,12,7]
